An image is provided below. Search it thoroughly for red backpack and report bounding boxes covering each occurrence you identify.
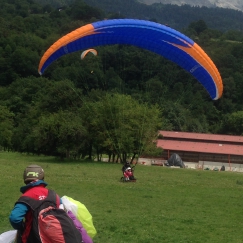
[18,190,83,243]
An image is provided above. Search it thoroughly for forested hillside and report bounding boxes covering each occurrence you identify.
[33,0,243,31]
[0,0,243,159]
[83,0,243,32]
[35,0,243,31]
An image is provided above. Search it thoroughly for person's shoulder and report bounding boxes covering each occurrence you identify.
[23,185,49,199]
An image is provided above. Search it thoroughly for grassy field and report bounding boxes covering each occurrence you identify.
[1,152,243,243]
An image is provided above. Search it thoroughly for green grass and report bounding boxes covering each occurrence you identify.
[1,152,243,242]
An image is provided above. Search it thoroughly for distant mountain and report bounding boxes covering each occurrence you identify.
[34,0,243,32]
[138,0,243,12]
[82,0,243,32]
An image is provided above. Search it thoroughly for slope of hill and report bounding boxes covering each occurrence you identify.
[138,0,243,12]
[82,0,243,32]
[34,0,243,32]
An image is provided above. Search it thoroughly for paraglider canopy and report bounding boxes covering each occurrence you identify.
[165,153,185,168]
[38,19,223,100]
[81,49,97,60]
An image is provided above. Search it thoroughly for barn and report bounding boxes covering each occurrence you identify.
[139,131,243,171]
[158,130,243,163]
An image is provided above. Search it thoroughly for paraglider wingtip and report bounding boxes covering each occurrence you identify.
[213,93,222,100]
[38,71,42,75]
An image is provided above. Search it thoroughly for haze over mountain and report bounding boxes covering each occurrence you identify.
[138,0,243,12]
[33,0,243,32]
[80,0,243,32]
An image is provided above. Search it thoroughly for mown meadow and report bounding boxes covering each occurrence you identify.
[1,152,243,243]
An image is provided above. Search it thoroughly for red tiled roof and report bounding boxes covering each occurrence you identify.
[157,139,243,156]
[159,131,243,143]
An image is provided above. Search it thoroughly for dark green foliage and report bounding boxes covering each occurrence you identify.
[0,0,243,158]
[31,0,243,32]
[188,19,208,35]
[82,0,243,32]
[68,1,104,21]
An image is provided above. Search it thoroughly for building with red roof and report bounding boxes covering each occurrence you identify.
[157,131,243,165]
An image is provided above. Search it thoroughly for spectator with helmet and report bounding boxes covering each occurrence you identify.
[9,164,63,243]
[123,167,136,181]
[123,167,132,181]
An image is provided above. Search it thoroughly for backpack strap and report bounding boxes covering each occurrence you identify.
[17,189,58,210]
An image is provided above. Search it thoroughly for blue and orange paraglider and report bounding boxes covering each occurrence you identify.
[38,19,223,100]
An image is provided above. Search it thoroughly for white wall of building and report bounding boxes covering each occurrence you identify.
[137,158,243,172]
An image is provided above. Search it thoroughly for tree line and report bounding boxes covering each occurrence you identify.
[82,0,243,32]
[0,0,243,160]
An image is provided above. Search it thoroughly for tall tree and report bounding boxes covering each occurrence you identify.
[0,105,14,149]
[89,93,162,162]
[29,110,87,158]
